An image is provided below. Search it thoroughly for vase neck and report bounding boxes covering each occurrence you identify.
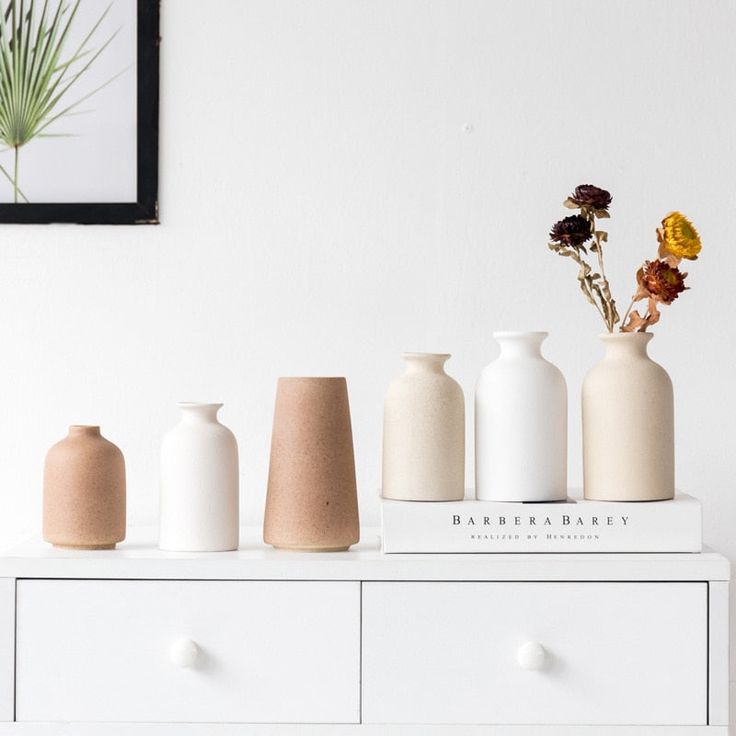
[600,332,652,359]
[494,331,547,359]
[401,352,450,375]
[178,402,223,423]
[68,425,101,438]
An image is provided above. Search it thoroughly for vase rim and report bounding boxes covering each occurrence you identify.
[277,376,346,382]
[493,331,548,339]
[177,401,224,409]
[68,425,101,434]
[599,331,653,342]
[401,352,451,360]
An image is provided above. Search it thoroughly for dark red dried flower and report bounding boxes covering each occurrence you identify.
[549,215,592,250]
[638,259,688,304]
[570,184,612,211]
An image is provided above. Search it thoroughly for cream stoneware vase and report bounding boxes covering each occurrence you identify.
[382,353,465,501]
[475,332,567,502]
[43,425,126,550]
[159,402,240,552]
[583,332,674,501]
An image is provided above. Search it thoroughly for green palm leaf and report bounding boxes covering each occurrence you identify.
[0,0,121,202]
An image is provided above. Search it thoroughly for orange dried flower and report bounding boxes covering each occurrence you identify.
[638,259,688,304]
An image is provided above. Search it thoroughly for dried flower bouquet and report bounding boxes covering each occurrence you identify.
[548,185,701,332]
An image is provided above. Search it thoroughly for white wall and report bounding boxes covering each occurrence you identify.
[0,0,734,693]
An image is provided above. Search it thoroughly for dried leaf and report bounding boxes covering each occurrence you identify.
[621,310,648,332]
[552,246,575,259]
[596,231,608,241]
[630,266,649,302]
[563,197,579,210]
[607,299,620,326]
[578,279,597,306]
[591,281,606,305]
[621,298,661,334]
[595,210,610,218]
[657,238,683,267]
[647,297,661,327]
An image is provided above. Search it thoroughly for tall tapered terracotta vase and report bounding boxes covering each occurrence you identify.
[43,425,126,549]
[264,378,360,551]
[583,332,674,501]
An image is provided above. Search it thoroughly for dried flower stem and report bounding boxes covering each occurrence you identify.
[565,247,609,324]
[549,209,619,333]
[621,298,635,327]
[589,212,619,332]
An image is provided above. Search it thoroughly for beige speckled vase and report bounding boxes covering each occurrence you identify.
[583,333,674,501]
[382,353,465,501]
[264,378,359,552]
[43,426,126,549]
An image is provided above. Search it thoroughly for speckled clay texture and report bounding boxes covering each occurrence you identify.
[382,353,465,501]
[264,377,360,551]
[583,333,675,501]
[43,426,126,549]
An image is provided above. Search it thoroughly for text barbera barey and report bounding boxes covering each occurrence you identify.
[452,513,629,528]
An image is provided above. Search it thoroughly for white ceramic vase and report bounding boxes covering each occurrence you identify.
[475,332,567,502]
[382,353,465,501]
[583,332,674,501]
[159,402,239,551]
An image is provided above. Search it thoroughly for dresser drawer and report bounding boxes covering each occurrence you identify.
[362,582,707,725]
[16,579,360,723]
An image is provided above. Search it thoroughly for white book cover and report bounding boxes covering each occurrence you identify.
[381,494,702,553]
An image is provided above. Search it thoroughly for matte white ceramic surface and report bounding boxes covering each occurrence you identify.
[475,332,567,502]
[159,403,239,551]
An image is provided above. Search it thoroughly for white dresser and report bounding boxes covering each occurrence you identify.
[0,529,729,734]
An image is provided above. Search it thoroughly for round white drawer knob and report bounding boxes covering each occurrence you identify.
[169,638,199,668]
[517,641,546,671]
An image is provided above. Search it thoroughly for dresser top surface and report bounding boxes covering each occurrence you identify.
[0,528,728,581]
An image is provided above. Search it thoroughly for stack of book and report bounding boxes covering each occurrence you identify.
[380,494,702,553]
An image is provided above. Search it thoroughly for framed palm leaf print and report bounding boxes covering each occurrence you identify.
[0,0,158,224]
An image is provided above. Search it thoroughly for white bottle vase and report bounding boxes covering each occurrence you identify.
[159,402,239,551]
[382,353,465,501]
[475,332,567,502]
[583,332,674,501]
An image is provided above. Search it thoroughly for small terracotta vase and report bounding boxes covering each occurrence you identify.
[43,426,126,550]
[264,377,359,552]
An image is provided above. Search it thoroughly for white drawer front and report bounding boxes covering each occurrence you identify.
[362,582,707,725]
[17,580,360,723]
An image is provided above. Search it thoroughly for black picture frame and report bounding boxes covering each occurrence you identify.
[0,0,160,225]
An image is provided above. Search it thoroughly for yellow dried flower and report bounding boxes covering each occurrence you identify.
[658,212,701,260]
